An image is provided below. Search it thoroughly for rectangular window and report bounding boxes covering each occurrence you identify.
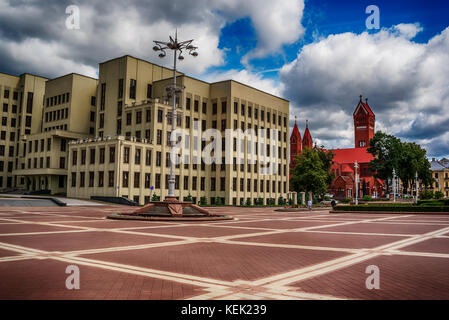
[157,110,163,123]
[202,102,207,114]
[80,172,85,187]
[212,103,217,115]
[108,171,114,187]
[100,83,106,111]
[99,148,105,164]
[129,79,136,99]
[186,97,191,110]
[109,147,115,163]
[135,148,141,164]
[136,111,142,124]
[59,157,65,169]
[71,172,77,187]
[123,171,129,188]
[155,174,161,188]
[124,147,130,163]
[98,171,104,187]
[26,92,33,113]
[134,172,140,188]
[90,148,95,164]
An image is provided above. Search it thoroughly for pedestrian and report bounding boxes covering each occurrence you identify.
[331,200,336,208]
[307,199,312,211]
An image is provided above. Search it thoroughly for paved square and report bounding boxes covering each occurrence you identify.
[0,205,449,300]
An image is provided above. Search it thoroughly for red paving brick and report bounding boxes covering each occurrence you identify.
[291,255,449,299]
[234,231,407,249]
[128,225,266,238]
[401,238,449,254]
[219,219,338,230]
[0,223,77,234]
[81,242,347,282]
[1,231,177,252]
[1,205,449,299]
[313,222,446,235]
[0,248,18,257]
[0,259,205,299]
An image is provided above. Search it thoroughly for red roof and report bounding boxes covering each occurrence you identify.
[330,147,374,164]
[290,122,301,142]
[362,102,375,116]
[341,164,353,173]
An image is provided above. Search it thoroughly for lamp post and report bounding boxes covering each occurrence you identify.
[392,168,396,203]
[153,31,198,201]
[354,161,359,205]
[415,171,419,203]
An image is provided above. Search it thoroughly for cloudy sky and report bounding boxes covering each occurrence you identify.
[1,0,448,158]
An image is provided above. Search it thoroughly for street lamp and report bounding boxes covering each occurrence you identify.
[153,31,198,201]
[415,171,419,203]
[354,161,359,205]
[392,168,396,202]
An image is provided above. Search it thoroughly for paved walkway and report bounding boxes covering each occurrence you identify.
[0,206,448,299]
[0,194,105,206]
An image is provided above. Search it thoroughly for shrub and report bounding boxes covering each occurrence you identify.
[334,205,449,212]
[324,195,331,201]
[341,198,353,204]
[245,198,252,206]
[199,196,207,205]
[288,198,294,205]
[151,193,160,201]
[267,198,276,205]
[183,193,193,202]
[434,191,444,199]
[278,197,285,205]
[215,197,223,206]
[420,190,434,200]
[363,195,372,202]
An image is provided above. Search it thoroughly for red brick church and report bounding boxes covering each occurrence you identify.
[290,96,385,199]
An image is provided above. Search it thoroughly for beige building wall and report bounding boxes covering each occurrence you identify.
[13,73,98,194]
[67,56,290,205]
[0,72,47,190]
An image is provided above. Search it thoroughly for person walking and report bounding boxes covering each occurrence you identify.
[307,199,312,211]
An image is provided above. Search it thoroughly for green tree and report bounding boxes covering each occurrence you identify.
[368,131,433,193]
[291,147,329,197]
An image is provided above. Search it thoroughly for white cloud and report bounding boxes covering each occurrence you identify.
[202,69,281,96]
[0,0,305,78]
[280,24,449,157]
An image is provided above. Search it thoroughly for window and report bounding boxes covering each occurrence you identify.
[99,113,104,129]
[80,172,85,187]
[134,172,140,188]
[211,177,216,191]
[155,174,161,188]
[147,84,152,99]
[2,104,7,112]
[136,111,142,124]
[108,171,114,187]
[89,172,94,187]
[194,100,199,112]
[202,102,207,114]
[146,108,151,122]
[72,150,77,165]
[135,148,141,164]
[99,148,105,164]
[241,104,245,116]
[90,111,95,122]
[234,102,238,114]
[221,101,227,114]
[4,90,9,99]
[100,83,106,110]
[157,110,163,123]
[129,79,136,99]
[59,157,65,169]
[61,139,66,152]
[186,98,191,110]
[157,130,162,145]
[89,148,96,164]
[98,171,104,187]
[126,112,132,125]
[156,151,161,166]
[124,147,130,163]
[184,176,189,190]
[123,171,129,188]
[212,103,217,114]
[71,172,77,187]
[145,173,151,188]
[109,147,115,163]
[91,96,96,106]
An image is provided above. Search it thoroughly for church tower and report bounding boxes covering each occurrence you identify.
[302,120,313,150]
[290,116,302,168]
[353,95,375,148]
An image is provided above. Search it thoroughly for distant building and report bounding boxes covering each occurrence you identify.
[328,96,384,199]
[289,96,384,199]
[428,158,449,198]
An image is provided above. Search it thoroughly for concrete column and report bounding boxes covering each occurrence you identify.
[292,192,298,205]
[308,192,313,202]
[300,192,305,205]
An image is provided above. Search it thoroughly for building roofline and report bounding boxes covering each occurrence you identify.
[99,54,181,75]
[153,74,289,102]
[0,71,48,80]
[46,72,98,83]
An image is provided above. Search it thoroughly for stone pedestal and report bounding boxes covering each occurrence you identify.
[300,192,306,205]
[308,192,313,202]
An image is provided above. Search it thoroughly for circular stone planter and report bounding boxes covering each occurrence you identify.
[275,207,332,212]
[107,212,234,222]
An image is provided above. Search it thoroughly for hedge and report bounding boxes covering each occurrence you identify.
[417,199,449,206]
[334,205,449,212]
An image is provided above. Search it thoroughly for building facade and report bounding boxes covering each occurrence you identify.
[1,55,290,205]
[429,158,449,198]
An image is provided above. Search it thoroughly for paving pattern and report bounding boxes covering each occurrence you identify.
[0,205,449,300]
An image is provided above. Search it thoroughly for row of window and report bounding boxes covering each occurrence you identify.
[46,92,70,107]
[27,138,66,154]
[26,156,66,170]
[43,124,68,132]
[0,145,15,158]
[1,89,18,100]
[71,170,287,194]
[0,160,13,172]
[45,108,69,122]
[2,104,18,114]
